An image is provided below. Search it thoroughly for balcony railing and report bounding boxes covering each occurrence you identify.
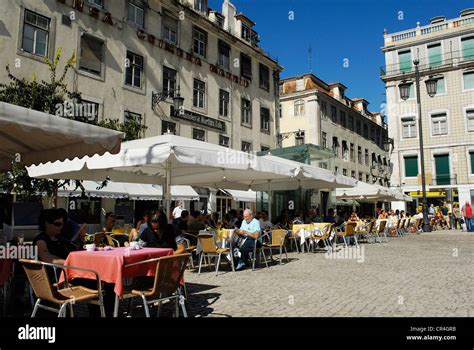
[380,49,474,78]
[431,175,457,186]
[386,15,474,44]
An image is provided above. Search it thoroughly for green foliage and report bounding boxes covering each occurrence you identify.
[97,118,147,141]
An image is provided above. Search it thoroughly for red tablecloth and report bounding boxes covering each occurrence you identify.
[61,247,174,297]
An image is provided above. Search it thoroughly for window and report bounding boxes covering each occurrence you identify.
[79,34,104,76]
[370,126,376,142]
[401,117,417,138]
[340,111,346,128]
[463,71,474,90]
[125,51,143,88]
[404,155,418,177]
[240,53,252,79]
[241,141,252,153]
[218,40,230,70]
[358,172,363,181]
[260,107,270,132]
[350,143,355,162]
[193,26,207,57]
[124,110,142,130]
[351,171,356,179]
[193,128,205,141]
[467,109,474,132]
[366,174,370,183]
[342,141,348,161]
[219,135,230,147]
[163,66,177,97]
[193,79,205,108]
[428,43,442,67]
[219,90,230,117]
[162,121,176,135]
[194,0,207,13]
[321,132,327,148]
[335,166,339,173]
[295,130,305,146]
[358,146,362,164]
[431,113,448,135]
[241,98,252,126]
[342,168,347,176]
[128,1,144,27]
[87,0,103,8]
[365,149,369,165]
[331,105,337,122]
[259,64,270,91]
[296,79,305,91]
[398,50,412,73]
[461,36,474,60]
[22,10,50,57]
[294,100,305,116]
[320,101,327,119]
[332,137,339,156]
[470,151,474,174]
[348,115,354,131]
[356,120,361,135]
[261,145,270,152]
[241,24,251,41]
[163,12,178,44]
[433,77,445,95]
[80,100,99,123]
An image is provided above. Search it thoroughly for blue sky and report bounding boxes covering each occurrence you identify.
[209,0,474,112]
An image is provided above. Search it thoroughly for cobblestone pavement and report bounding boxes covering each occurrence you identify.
[6,230,474,317]
[183,230,474,317]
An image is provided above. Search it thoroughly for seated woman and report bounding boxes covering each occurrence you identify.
[34,208,79,265]
[349,212,360,221]
[140,212,186,254]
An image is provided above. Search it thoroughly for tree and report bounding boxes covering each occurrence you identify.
[0,48,147,199]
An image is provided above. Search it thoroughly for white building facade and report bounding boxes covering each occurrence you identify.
[381,9,474,211]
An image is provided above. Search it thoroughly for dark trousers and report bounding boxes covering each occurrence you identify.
[235,239,261,265]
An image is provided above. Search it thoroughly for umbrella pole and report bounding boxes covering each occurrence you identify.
[268,180,272,222]
[165,158,172,223]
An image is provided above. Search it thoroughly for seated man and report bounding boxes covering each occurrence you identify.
[234,209,261,271]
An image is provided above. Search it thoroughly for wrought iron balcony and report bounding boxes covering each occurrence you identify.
[431,174,458,186]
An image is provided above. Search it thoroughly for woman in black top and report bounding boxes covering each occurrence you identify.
[34,209,78,265]
[140,212,185,254]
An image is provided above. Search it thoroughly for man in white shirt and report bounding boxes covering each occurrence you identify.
[172,201,185,223]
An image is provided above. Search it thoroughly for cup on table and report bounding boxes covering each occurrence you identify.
[83,243,96,252]
[129,241,140,250]
[17,234,24,245]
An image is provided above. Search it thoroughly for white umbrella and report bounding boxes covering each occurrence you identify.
[27,134,298,218]
[0,102,124,170]
[336,181,391,200]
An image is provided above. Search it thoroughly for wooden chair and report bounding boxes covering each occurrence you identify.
[376,219,388,243]
[262,229,288,265]
[360,220,376,243]
[335,221,358,248]
[396,219,406,236]
[92,232,117,247]
[311,223,334,252]
[20,259,105,317]
[118,254,190,318]
[197,233,234,275]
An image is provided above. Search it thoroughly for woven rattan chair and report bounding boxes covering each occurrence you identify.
[376,219,388,243]
[262,229,288,265]
[335,221,358,248]
[197,233,234,275]
[118,254,190,318]
[311,223,333,252]
[20,259,105,317]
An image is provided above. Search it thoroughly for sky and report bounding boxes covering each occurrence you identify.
[209,0,474,113]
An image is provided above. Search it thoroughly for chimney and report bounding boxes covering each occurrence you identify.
[353,98,369,114]
[222,0,236,34]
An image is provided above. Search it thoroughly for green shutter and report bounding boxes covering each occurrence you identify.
[398,51,412,73]
[428,44,442,67]
[434,154,450,185]
[470,152,474,174]
[405,156,418,177]
[462,37,474,60]
[464,72,474,90]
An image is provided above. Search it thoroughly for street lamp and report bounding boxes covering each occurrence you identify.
[398,59,437,232]
[151,86,184,114]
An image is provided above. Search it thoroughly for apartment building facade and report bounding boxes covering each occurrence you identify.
[381,9,474,210]
[279,74,391,186]
[0,0,280,220]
